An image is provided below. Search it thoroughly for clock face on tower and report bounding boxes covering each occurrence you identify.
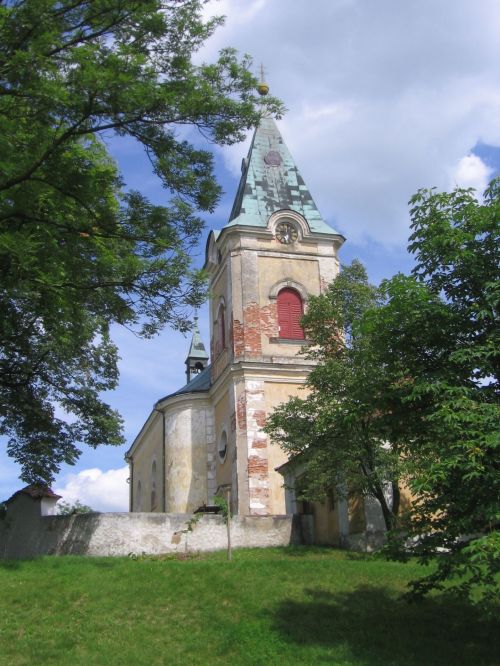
[275,220,298,244]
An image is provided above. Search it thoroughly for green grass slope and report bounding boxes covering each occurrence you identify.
[0,548,497,665]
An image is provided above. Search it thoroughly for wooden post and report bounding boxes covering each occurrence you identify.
[226,487,232,561]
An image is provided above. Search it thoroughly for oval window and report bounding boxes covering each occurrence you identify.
[218,431,228,462]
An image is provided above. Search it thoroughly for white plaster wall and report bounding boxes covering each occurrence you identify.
[164,401,210,513]
[130,412,163,512]
[0,510,300,559]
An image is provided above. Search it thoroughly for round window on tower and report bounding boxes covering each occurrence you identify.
[218,431,228,462]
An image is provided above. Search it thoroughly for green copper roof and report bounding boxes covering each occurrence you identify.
[226,117,340,236]
[186,319,208,361]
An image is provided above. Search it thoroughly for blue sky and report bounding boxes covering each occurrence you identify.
[2,0,499,509]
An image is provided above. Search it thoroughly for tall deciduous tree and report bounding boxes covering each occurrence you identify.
[368,179,500,605]
[267,180,499,605]
[0,0,283,483]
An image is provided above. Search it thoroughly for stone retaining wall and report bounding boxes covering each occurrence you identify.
[0,506,306,559]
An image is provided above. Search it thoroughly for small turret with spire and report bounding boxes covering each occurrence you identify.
[185,317,209,384]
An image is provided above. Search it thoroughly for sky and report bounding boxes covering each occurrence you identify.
[2,0,500,510]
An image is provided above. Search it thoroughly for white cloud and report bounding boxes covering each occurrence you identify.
[450,154,493,193]
[198,0,500,246]
[200,0,269,32]
[55,467,129,513]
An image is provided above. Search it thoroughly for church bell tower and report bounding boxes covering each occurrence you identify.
[204,81,345,515]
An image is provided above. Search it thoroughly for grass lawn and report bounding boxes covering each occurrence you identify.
[0,547,497,666]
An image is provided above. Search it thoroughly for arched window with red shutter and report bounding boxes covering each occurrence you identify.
[277,288,305,339]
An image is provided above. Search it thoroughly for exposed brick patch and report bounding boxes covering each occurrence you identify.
[248,455,268,475]
[243,302,262,358]
[236,380,271,515]
[232,316,245,360]
[250,486,270,513]
[232,303,279,359]
[236,393,247,430]
[260,302,278,339]
[253,410,266,428]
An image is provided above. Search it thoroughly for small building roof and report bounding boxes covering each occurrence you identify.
[5,485,61,504]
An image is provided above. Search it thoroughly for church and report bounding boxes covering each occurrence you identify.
[125,93,386,546]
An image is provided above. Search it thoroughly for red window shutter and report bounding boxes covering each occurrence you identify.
[278,299,292,338]
[277,288,304,339]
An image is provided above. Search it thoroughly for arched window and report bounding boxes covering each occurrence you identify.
[151,461,157,511]
[214,302,226,355]
[218,304,226,350]
[277,288,305,339]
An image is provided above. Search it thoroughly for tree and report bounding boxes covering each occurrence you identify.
[57,499,94,515]
[266,179,499,605]
[265,260,404,532]
[0,1,283,484]
[366,179,500,605]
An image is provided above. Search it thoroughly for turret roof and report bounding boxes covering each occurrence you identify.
[186,318,208,361]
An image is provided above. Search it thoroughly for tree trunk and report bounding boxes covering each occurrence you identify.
[373,482,396,532]
[360,462,398,532]
[391,481,401,520]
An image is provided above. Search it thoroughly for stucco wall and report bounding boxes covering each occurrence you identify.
[0,506,302,559]
[264,380,307,515]
[131,411,163,512]
[163,399,211,513]
[214,389,232,489]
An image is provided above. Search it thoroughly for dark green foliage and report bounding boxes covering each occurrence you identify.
[266,180,499,605]
[213,494,229,518]
[265,260,404,531]
[0,1,283,483]
[369,180,500,606]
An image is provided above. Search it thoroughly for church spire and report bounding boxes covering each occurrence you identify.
[185,317,208,384]
[226,113,341,237]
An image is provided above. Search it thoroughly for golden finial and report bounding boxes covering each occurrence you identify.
[257,63,269,96]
